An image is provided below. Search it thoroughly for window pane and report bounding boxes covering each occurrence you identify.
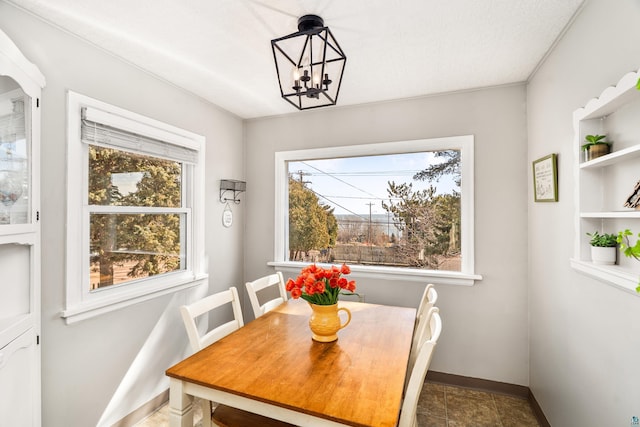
[0,85,30,225]
[89,213,185,289]
[287,151,461,271]
[89,145,182,207]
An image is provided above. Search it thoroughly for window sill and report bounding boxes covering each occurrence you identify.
[60,274,208,324]
[268,261,482,286]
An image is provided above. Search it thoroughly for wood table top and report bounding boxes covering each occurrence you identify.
[166,299,416,427]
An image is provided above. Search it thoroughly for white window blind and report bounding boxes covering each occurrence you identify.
[81,106,198,164]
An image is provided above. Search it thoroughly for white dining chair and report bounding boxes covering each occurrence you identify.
[398,336,438,427]
[245,272,287,319]
[415,284,438,327]
[412,284,438,356]
[180,286,294,427]
[180,287,244,427]
[180,286,244,352]
[406,306,441,388]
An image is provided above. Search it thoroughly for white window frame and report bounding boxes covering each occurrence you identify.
[270,136,482,286]
[62,91,207,324]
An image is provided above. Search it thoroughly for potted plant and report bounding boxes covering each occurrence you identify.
[587,231,618,265]
[581,134,611,161]
[617,229,640,292]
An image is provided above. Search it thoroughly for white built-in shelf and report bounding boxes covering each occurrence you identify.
[572,68,640,293]
[579,143,640,169]
[570,259,639,294]
[580,211,640,219]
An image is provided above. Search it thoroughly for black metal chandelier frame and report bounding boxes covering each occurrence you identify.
[271,15,347,111]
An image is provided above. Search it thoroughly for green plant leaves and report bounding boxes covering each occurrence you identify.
[586,231,617,247]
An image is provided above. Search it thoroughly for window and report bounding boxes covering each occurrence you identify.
[272,136,481,285]
[63,92,206,323]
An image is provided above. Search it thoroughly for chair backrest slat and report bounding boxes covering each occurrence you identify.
[246,272,288,319]
[180,286,244,352]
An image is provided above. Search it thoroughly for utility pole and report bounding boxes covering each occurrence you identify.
[292,170,311,185]
[366,202,374,262]
[366,203,374,244]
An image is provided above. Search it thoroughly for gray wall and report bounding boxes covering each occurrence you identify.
[244,84,530,385]
[527,0,640,425]
[6,0,640,424]
[0,2,245,426]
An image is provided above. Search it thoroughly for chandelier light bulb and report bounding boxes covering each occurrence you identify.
[312,70,321,87]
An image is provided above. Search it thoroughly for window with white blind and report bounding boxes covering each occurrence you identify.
[63,91,207,323]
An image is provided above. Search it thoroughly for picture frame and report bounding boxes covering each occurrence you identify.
[532,153,558,202]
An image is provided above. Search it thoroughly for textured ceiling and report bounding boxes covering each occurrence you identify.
[7,0,584,119]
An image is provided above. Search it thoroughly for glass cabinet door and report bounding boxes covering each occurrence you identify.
[0,76,30,225]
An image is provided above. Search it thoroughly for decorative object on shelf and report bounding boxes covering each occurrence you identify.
[586,231,618,265]
[286,263,357,342]
[271,14,347,111]
[219,179,246,204]
[0,169,24,224]
[581,134,611,161]
[624,180,640,209]
[616,229,640,292]
[532,153,558,202]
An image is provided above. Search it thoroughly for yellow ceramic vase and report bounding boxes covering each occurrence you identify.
[308,303,352,342]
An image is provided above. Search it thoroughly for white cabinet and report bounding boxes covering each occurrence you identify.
[0,327,38,427]
[571,69,640,293]
[0,28,45,426]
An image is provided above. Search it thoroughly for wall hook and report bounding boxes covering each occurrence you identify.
[219,179,246,204]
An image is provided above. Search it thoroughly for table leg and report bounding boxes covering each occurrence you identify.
[168,378,194,427]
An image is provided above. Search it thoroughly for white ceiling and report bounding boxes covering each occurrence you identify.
[8,0,584,119]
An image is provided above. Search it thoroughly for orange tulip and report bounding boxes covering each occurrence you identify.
[347,280,356,292]
[287,263,356,305]
[291,287,302,299]
[340,263,351,275]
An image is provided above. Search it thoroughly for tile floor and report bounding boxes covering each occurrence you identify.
[418,382,541,427]
[135,381,541,427]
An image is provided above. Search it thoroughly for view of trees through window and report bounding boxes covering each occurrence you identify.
[88,146,184,289]
[288,150,461,271]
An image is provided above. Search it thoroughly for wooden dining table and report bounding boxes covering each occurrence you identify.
[165,299,416,427]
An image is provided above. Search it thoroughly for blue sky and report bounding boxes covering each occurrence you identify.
[288,152,457,216]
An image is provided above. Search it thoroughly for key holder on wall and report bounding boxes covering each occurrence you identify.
[219,179,246,204]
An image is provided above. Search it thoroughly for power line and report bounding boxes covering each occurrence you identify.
[300,161,380,200]
[304,170,421,177]
[320,194,402,201]
[307,187,368,221]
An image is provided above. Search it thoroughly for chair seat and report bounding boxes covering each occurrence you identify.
[212,404,296,427]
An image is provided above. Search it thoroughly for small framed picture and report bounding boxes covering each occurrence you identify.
[532,153,558,202]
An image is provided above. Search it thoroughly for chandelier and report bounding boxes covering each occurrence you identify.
[271,15,347,110]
